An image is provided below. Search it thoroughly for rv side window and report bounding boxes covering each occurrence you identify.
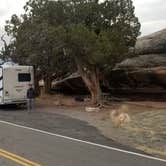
[18,73,31,82]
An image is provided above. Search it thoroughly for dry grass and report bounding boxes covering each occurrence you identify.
[37,94,90,107]
[104,103,166,158]
[37,96,166,158]
[136,145,166,158]
[123,109,166,158]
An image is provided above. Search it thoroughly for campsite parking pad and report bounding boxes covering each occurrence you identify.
[0,107,165,166]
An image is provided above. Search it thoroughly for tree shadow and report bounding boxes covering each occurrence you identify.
[0,104,26,111]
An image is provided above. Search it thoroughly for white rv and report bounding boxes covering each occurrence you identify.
[0,62,34,105]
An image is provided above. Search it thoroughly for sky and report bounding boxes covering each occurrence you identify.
[0,0,166,48]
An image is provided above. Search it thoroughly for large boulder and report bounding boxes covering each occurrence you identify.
[117,29,166,69]
[117,54,166,69]
[135,29,166,55]
[109,67,166,93]
[111,29,166,94]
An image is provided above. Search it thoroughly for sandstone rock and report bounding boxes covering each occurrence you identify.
[112,29,166,93]
[135,29,166,55]
[117,54,166,69]
[109,67,166,93]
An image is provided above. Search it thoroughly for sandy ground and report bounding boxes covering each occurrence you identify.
[37,94,166,159]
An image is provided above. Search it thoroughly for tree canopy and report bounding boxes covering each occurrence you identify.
[2,0,141,104]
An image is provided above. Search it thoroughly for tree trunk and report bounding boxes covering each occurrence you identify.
[34,76,40,96]
[33,67,40,96]
[44,76,52,94]
[90,78,102,105]
[76,60,102,105]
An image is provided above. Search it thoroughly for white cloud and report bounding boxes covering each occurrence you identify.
[133,0,166,36]
[0,0,27,24]
[0,26,5,48]
[141,20,166,36]
[0,0,27,48]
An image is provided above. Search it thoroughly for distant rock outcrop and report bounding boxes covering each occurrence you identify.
[111,29,166,94]
[117,54,166,69]
[135,29,166,55]
[117,29,166,69]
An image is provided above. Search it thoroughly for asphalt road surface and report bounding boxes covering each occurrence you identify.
[0,120,165,166]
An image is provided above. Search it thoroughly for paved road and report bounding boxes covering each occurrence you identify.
[0,121,165,166]
[0,108,138,151]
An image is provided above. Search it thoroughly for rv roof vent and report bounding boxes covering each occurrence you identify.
[3,61,18,66]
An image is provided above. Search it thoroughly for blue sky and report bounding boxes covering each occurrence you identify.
[0,0,166,47]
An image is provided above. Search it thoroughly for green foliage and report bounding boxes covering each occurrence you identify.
[4,0,75,79]
[4,0,140,68]
[63,0,141,69]
[2,0,141,96]
[67,24,130,67]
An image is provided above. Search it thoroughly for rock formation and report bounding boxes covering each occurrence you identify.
[111,29,166,94]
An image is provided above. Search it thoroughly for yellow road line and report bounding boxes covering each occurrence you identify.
[0,151,30,166]
[0,148,41,166]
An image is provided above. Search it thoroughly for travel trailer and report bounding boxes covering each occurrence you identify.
[0,62,34,105]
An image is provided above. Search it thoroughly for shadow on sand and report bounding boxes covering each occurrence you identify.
[0,104,26,111]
